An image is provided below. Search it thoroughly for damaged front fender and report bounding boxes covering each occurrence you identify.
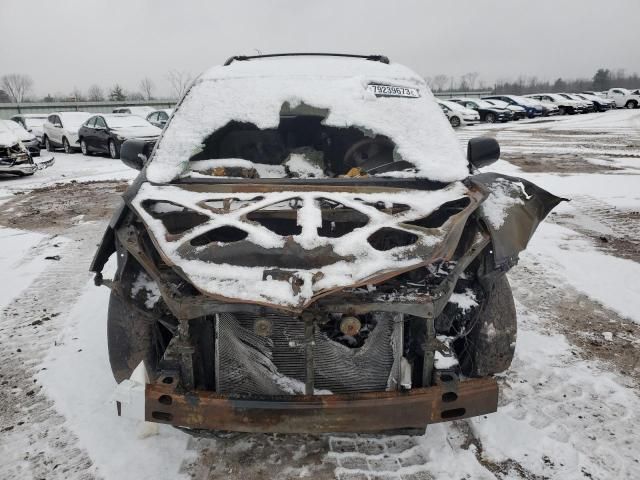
[469,172,567,271]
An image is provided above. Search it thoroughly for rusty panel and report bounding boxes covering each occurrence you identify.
[145,378,498,433]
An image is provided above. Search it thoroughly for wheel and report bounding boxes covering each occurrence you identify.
[108,140,120,159]
[558,106,566,115]
[44,136,54,152]
[485,112,496,123]
[625,100,638,109]
[80,139,89,156]
[62,137,72,154]
[456,274,517,377]
[449,116,461,128]
[108,291,162,383]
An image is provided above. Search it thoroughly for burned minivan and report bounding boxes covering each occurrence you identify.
[91,54,562,433]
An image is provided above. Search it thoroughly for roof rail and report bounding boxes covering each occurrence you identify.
[223,53,390,66]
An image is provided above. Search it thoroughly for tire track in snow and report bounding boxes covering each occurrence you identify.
[0,224,105,480]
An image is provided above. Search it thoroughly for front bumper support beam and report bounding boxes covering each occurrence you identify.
[145,376,498,433]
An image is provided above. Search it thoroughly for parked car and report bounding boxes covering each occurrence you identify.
[525,93,584,115]
[0,119,40,156]
[78,114,161,159]
[91,53,562,434]
[146,108,174,129]
[10,114,48,146]
[112,106,156,118]
[573,93,615,112]
[482,95,544,118]
[601,88,640,109]
[42,112,92,153]
[448,97,513,123]
[437,100,480,127]
[559,94,595,113]
[482,99,526,120]
[0,122,54,175]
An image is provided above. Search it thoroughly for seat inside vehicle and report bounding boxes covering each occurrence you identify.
[189,103,406,177]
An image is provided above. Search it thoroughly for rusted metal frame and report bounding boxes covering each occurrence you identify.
[129,183,487,314]
[145,377,498,433]
[304,315,315,395]
[113,226,197,388]
[422,316,436,387]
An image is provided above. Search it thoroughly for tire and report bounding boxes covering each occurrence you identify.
[558,106,566,115]
[108,140,120,159]
[107,291,159,383]
[625,100,638,109]
[485,112,496,123]
[80,139,89,156]
[449,116,461,128]
[62,137,72,154]
[44,136,54,152]
[456,275,517,377]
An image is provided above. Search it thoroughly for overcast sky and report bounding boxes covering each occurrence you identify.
[1,0,639,98]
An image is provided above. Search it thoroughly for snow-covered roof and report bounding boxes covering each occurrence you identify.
[146,56,469,184]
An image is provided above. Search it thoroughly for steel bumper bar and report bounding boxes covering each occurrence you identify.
[146,377,498,433]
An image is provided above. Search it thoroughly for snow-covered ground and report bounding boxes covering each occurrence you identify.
[1,110,639,479]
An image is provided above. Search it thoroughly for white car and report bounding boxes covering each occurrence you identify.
[42,112,92,153]
[602,88,640,109]
[525,93,584,115]
[482,99,527,120]
[437,100,480,127]
[10,114,48,145]
[0,119,41,156]
[146,108,174,128]
[112,106,156,118]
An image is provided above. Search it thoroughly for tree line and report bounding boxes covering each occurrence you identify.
[426,68,639,94]
[0,70,194,103]
[2,68,639,103]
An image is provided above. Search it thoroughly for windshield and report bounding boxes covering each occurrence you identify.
[2,120,25,133]
[60,112,91,128]
[24,117,47,128]
[106,116,152,128]
[471,99,495,109]
[439,100,465,111]
[147,64,468,184]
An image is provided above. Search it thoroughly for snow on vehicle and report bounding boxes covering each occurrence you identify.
[573,93,615,112]
[437,99,480,127]
[482,98,527,120]
[525,93,584,115]
[448,97,513,123]
[0,121,54,176]
[602,88,640,109]
[0,119,41,156]
[91,53,563,433]
[42,111,92,153]
[10,113,48,146]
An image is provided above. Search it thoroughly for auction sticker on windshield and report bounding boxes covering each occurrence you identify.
[367,84,420,98]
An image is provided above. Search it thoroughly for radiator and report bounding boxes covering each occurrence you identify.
[214,311,403,395]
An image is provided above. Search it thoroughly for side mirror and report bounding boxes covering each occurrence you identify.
[120,139,149,170]
[467,137,500,169]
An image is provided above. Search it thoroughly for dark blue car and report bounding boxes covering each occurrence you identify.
[483,95,544,118]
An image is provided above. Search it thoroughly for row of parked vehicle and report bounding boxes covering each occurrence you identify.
[437,87,640,127]
[7,106,173,159]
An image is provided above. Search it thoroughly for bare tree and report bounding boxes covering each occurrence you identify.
[87,84,105,101]
[431,74,450,92]
[461,72,480,91]
[128,91,145,101]
[70,86,85,102]
[139,77,155,100]
[166,69,193,99]
[1,73,33,102]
